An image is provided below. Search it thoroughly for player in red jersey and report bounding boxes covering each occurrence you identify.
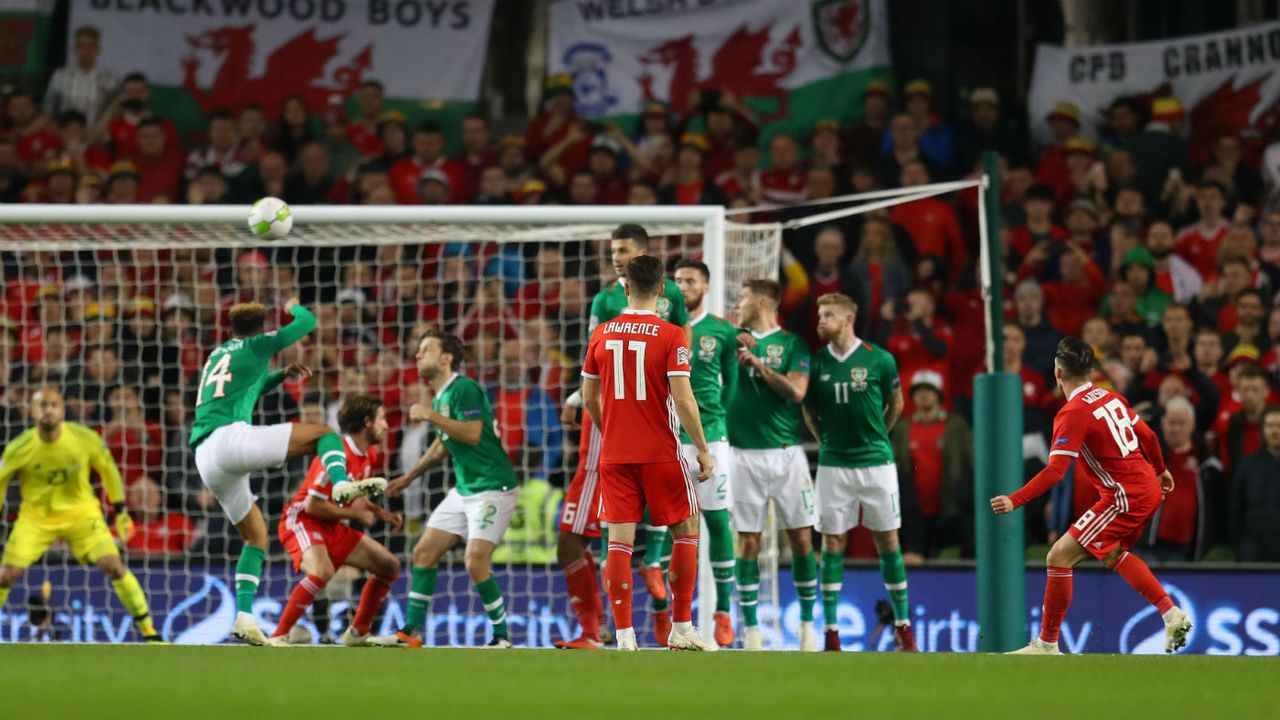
[992,337,1193,654]
[580,255,715,651]
[271,396,404,647]
[550,409,607,650]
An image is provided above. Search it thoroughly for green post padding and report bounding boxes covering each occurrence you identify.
[974,372,1027,652]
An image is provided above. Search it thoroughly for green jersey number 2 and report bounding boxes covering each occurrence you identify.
[196,354,234,407]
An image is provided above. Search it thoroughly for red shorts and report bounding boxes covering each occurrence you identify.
[279,505,365,573]
[560,462,602,538]
[1068,490,1160,560]
[599,460,698,527]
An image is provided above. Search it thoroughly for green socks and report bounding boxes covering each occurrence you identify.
[317,433,351,485]
[820,550,844,629]
[404,566,438,634]
[705,510,735,614]
[474,576,508,638]
[234,545,266,614]
[878,548,910,624]
[793,550,818,623]
[735,557,760,627]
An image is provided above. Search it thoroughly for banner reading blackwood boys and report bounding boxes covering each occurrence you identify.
[1028,22,1280,164]
[547,0,891,136]
[71,0,495,137]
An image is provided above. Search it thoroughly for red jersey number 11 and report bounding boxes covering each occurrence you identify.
[605,339,648,400]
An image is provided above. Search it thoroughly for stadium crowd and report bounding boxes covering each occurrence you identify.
[2,26,1280,565]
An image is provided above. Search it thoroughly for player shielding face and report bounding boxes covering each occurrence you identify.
[728,279,821,651]
[0,388,161,642]
[383,331,520,648]
[992,337,1192,655]
[190,300,388,645]
[803,293,917,652]
[272,396,404,647]
[580,255,716,651]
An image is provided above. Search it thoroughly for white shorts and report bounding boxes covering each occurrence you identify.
[815,463,901,535]
[426,488,519,545]
[194,421,293,524]
[731,446,815,533]
[680,441,732,512]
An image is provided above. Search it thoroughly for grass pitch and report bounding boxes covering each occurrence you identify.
[0,645,1276,720]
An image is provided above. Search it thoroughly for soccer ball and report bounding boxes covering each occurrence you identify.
[248,196,293,239]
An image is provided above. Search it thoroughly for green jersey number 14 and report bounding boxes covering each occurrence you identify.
[196,354,234,406]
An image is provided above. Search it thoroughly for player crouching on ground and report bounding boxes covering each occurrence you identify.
[271,395,403,647]
[992,337,1192,655]
[581,255,716,651]
[384,331,520,648]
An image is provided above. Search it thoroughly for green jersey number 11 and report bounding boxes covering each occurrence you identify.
[196,354,234,407]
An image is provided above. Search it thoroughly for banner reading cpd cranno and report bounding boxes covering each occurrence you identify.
[1028,22,1280,163]
[547,0,891,130]
[70,0,495,125]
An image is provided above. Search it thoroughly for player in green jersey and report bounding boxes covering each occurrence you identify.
[384,330,520,648]
[728,279,821,652]
[191,300,387,645]
[803,293,917,652]
[559,223,690,648]
[670,258,739,647]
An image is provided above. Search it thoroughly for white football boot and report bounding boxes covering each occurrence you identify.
[1163,607,1192,653]
[332,477,388,505]
[340,627,370,647]
[798,621,820,652]
[1005,638,1061,655]
[667,623,719,652]
[742,626,764,651]
[615,627,639,651]
[232,612,269,646]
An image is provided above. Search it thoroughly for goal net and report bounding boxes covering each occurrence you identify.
[0,204,780,646]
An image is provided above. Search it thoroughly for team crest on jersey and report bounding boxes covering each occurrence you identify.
[698,336,718,362]
[657,296,671,318]
[438,402,450,418]
[764,344,785,369]
[850,366,869,390]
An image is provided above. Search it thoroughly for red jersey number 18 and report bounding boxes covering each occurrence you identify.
[1092,398,1138,456]
[605,339,647,400]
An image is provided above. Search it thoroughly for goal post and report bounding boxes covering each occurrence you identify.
[0,201,782,646]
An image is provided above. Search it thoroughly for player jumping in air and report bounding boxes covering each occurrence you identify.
[555,223,689,649]
[992,337,1192,655]
[191,300,387,645]
[272,395,403,647]
[803,293,918,652]
[0,388,161,642]
[385,331,520,648]
[730,279,821,652]
[581,255,715,651]
[672,258,739,647]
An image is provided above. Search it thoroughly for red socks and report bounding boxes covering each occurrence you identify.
[669,535,699,623]
[1110,552,1174,614]
[1039,566,1073,644]
[604,542,635,630]
[563,551,602,640]
[273,575,326,638]
[352,574,396,636]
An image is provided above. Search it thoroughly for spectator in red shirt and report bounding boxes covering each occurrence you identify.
[1007,186,1065,274]
[496,135,534,196]
[888,160,966,282]
[1220,363,1270,480]
[790,225,859,349]
[391,122,462,204]
[527,74,587,174]
[715,138,762,204]
[1147,219,1204,302]
[454,114,496,201]
[586,139,630,205]
[1033,101,1081,203]
[516,246,565,321]
[880,288,953,416]
[759,132,806,204]
[96,73,179,158]
[892,369,974,561]
[125,475,196,556]
[101,384,163,483]
[673,90,757,180]
[124,118,183,203]
[1176,181,1231,279]
[848,217,911,341]
[662,134,723,206]
[1141,396,1220,561]
[1034,241,1106,337]
[346,79,386,160]
[51,110,111,177]
[6,90,61,174]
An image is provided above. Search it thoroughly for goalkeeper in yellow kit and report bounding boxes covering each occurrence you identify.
[0,387,161,642]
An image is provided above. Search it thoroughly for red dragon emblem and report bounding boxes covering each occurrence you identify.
[181,25,372,120]
[637,24,802,120]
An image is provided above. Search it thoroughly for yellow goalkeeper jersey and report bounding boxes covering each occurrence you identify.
[0,423,124,516]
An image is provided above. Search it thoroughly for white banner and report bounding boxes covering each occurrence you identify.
[71,0,495,111]
[547,0,891,119]
[1028,22,1280,156]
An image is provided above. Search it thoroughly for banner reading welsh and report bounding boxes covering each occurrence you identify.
[547,0,891,134]
[70,0,495,139]
[1028,22,1280,164]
